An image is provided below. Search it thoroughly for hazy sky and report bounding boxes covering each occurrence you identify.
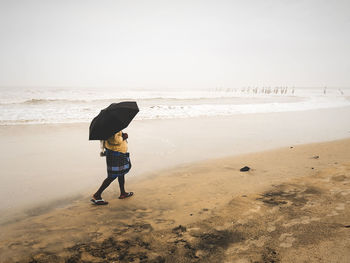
[0,0,349,89]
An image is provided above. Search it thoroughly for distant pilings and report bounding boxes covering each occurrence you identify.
[215,86,293,95]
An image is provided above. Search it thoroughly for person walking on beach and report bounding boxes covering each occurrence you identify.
[91,130,133,205]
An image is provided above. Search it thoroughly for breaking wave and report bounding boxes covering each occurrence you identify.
[0,87,349,125]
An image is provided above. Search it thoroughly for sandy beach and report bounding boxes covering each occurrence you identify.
[0,138,349,262]
[1,106,350,218]
[1,0,350,261]
[0,107,350,262]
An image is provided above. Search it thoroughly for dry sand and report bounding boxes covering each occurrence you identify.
[0,138,349,262]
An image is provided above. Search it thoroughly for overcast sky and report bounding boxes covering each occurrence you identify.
[0,0,349,89]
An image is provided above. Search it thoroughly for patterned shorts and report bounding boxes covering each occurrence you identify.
[106,149,131,178]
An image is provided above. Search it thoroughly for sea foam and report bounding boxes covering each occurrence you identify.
[0,87,349,125]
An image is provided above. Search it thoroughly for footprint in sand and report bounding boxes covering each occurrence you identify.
[330,188,342,195]
[236,218,249,225]
[335,203,345,210]
[267,216,285,232]
[242,204,261,216]
[320,177,331,183]
[249,235,270,247]
[248,205,261,213]
[326,210,339,217]
[279,233,296,248]
[330,188,350,196]
[282,216,320,227]
[225,236,269,255]
[340,190,350,196]
[301,200,320,210]
[325,203,346,217]
[267,223,276,232]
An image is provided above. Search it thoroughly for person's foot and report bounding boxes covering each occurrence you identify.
[91,195,108,205]
[119,192,134,199]
[93,193,101,200]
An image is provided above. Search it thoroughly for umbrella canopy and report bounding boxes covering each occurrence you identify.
[89,101,139,140]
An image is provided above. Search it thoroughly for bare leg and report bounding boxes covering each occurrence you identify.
[94,177,116,199]
[117,175,134,199]
[118,175,126,195]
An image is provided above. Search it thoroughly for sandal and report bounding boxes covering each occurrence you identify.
[119,192,134,199]
[90,198,109,205]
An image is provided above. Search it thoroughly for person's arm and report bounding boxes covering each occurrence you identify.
[99,140,106,156]
[100,140,105,151]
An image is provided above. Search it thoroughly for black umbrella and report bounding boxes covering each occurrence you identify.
[89,101,139,140]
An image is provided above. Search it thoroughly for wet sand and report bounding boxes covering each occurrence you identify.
[1,106,350,218]
[0,138,349,262]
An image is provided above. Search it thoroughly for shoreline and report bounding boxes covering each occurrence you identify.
[0,136,349,224]
[0,138,349,262]
[1,107,350,218]
[0,136,347,222]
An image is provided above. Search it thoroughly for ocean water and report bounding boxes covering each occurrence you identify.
[0,86,349,125]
